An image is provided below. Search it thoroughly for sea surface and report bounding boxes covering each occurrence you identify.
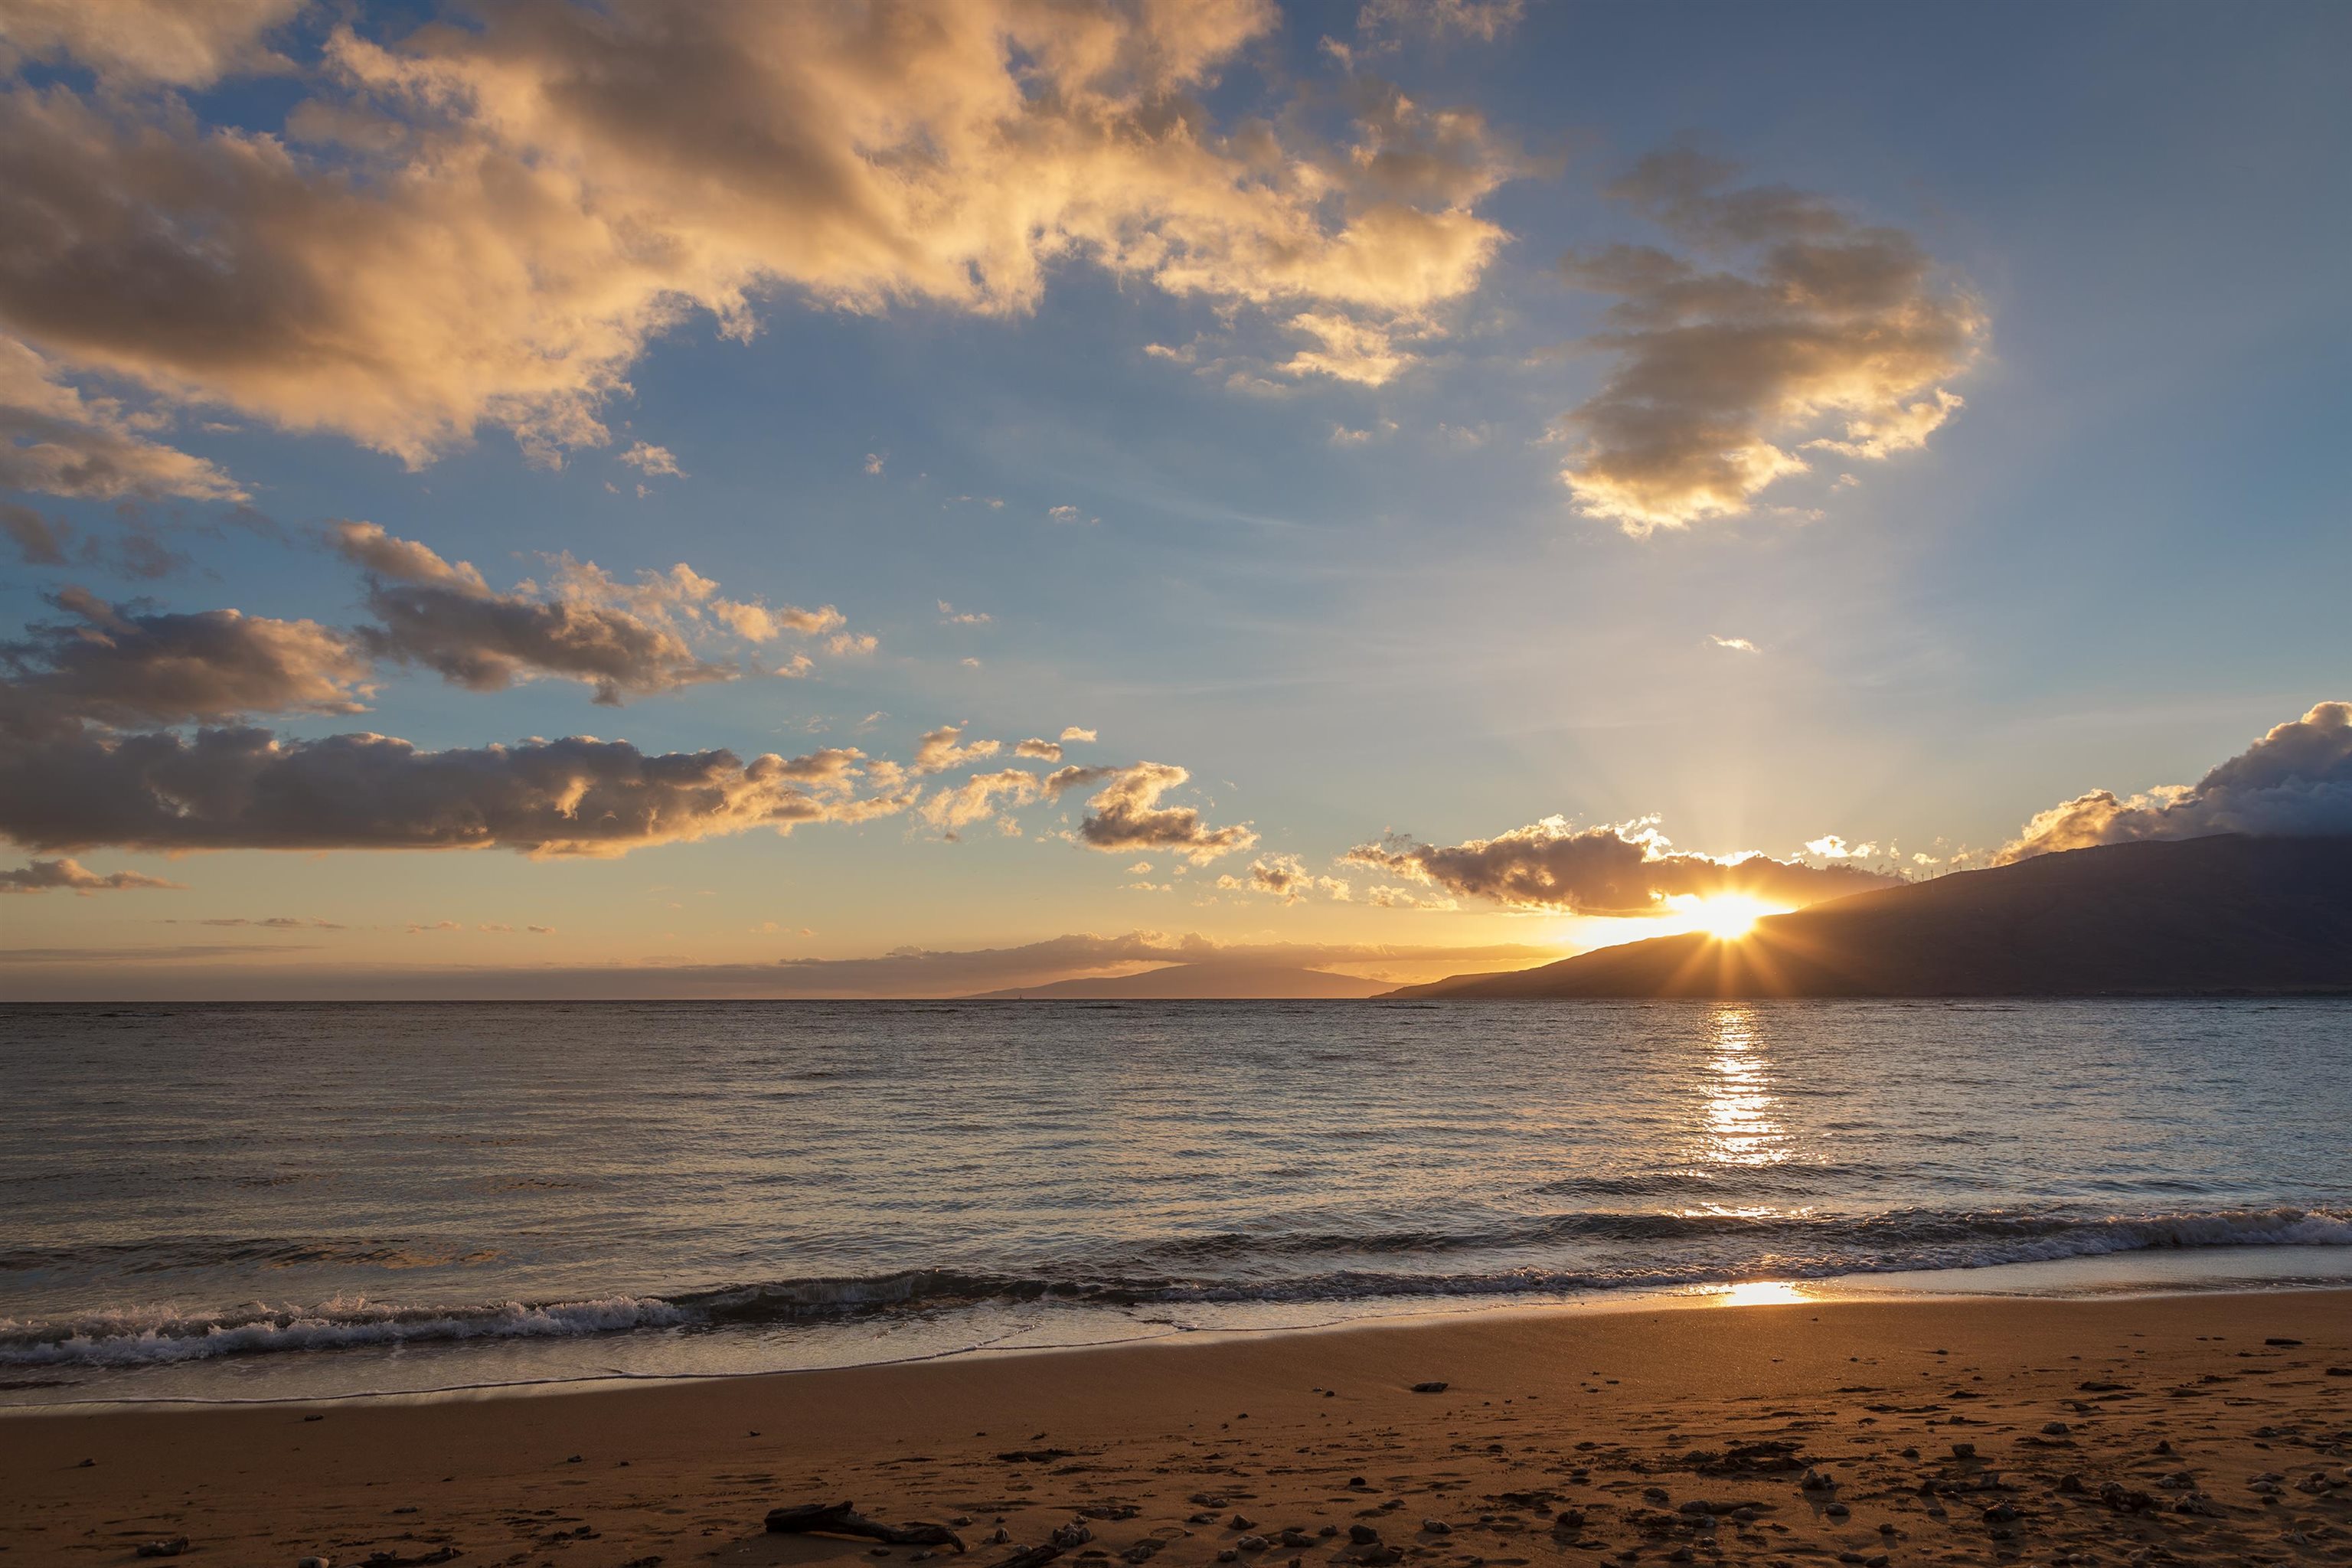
[3,998,2350,1407]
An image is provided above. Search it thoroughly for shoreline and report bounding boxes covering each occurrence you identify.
[11,1244,2352,1416]
[5,1288,2348,1566]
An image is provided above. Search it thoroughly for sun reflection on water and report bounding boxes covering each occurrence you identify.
[1715,1279,1810,1307]
[1700,1005,1788,1170]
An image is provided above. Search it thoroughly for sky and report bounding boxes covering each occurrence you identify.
[2,0,2347,998]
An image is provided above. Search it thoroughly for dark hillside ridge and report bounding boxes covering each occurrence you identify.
[1384,836,2352,998]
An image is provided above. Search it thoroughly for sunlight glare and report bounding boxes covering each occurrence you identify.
[1716,1280,1810,1307]
[1676,893,1782,941]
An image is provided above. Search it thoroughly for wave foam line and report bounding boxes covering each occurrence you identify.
[8,1207,2349,1370]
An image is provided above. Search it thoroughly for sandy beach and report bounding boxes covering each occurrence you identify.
[5,1289,2348,1568]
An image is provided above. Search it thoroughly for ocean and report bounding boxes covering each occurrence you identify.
[4,998,2349,1407]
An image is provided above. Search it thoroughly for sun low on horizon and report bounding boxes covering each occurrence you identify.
[5,5,2352,1560]
[1676,895,1787,943]
[0,0,2341,1003]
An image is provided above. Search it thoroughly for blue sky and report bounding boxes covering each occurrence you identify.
[2,0,2346,995]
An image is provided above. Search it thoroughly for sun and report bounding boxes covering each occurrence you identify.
[1680,894,1782,942]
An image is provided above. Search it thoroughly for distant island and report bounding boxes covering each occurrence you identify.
[1385,835,2352,999]
[969,962,1391,999]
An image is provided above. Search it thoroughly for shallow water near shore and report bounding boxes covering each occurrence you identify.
[4,997,2349,1406]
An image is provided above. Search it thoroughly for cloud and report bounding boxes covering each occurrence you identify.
[918,766,1043,838]
[1047,505,1097,525]
[337,529,733,705]
[0,721,911,858]
[332,523,848,704]
[1555,149,1984,534]
[863,453,887,477]
[909,724,1001,776]
[1279,311,1415,386]
[1059,726,1098,743]
[0,933,1565,1000]
[1353,0,1525,47]
[0,0,305,87]
[1707,634,1758,653]
[176,915,342,929]
[1046,760,1257,864]
[1,335,245,501]
[1014,737,1063,762]
[1216,852,1351,903]
[617,441,684,477]
[938,601,991,625]
[0,2,1514,467]
[0,855,181,894]
[2,586,373,730]
[710,600,844,642]
[1367,884,1455,910]
[1344,815,1899,915]
[407,920,462,934]
[1999,701,2352,861]
[3,505,195,580]
[330,520,488,591]
[2,501,67,564]
[1802,835,1880,861]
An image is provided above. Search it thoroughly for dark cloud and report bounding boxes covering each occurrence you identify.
[174,915,345,929]
[2,586,372,732]
[0,855,181,894]
[1,501,66,564]
[0,934,1561,1001]
[1556,149,1984,534]
[0,721,910,857]
[333,523,737,706]
[2,504,195,580]
[1344,816,1898,914]
[1047,761,1258,864]
[2001,701,2352,861]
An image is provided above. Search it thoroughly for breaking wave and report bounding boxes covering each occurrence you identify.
[8,1205,2347,1371]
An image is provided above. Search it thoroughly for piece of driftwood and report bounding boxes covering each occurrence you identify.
[765,1501,967,1553]
[993,1547,1063,1568]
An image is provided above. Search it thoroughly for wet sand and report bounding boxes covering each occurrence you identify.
[3,1290,2348,1567]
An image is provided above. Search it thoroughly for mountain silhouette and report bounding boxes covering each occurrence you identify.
[1384,835,2352,998]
